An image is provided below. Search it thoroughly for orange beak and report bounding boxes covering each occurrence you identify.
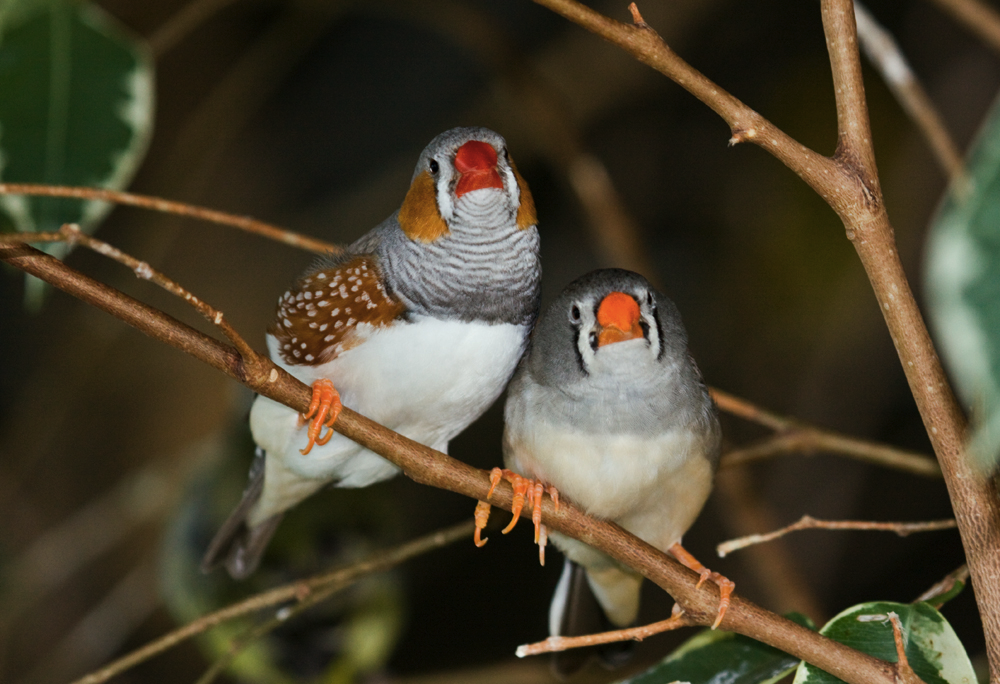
[454,140,504,197]
[596,292,644,347]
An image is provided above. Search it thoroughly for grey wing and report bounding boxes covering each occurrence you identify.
[201,447,284,580]
[305,212,397,275]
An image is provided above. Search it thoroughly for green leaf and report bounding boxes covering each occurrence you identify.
[791,602,976,684]
[617,613,815,684]
[0,0,154,305]
[925,92,1000,472]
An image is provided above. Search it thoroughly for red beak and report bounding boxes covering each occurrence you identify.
[454,140,504,197]
[596,292,644,347]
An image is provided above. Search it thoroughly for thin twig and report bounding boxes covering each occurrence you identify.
[720,430,941,477]
[925,0,1000,55]
[887,612,918,680]
[18,560,159,684]
[51,224,265,370]
[710,387,793,432]
[718,515,957,557]
[915,565,970,606]
[0,245,903,684]
[193,552,374,684]
[712,388,941,477]
[69,520,473,684]
[0,231,68,245]
[0,183,339,254]
[1,462,176,623]
[854,3,967,186]
[516,609,692,657]
[148,0,244,56]
[515,604,695,658]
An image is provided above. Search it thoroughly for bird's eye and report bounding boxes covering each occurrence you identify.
[429,159,440,174]
[501,147,510,162]
[569,304,581,323]
[646,291,654,306]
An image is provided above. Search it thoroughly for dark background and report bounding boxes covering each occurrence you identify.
[1,0,996,682]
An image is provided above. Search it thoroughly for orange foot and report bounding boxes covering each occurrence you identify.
[473,468,559,565]
[669,542,735,630]
[299,379,342,455]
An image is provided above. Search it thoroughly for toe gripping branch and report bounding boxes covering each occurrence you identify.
[299,379,342,455]
[668,542,735,630]
[474,468,560,566]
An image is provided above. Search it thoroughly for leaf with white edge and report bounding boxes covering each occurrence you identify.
[617,613,815,684]
[792,602,975,684]
[925,91,1000,472]
[0,0,154,305]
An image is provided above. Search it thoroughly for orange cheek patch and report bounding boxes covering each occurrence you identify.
[511,159,537,230]
[399,170,449,243]
[596,292,643,347]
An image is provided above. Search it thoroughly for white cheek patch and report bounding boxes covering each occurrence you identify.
[576,299,661,372]
[575,306,599,370]
[501,162,519,205]
[435,161,456,221]
[640,306,661,359]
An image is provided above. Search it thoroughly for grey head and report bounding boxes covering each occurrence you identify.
[521,269,720,454]
[368,126,541,326]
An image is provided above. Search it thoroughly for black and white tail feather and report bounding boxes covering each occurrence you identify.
[201,448,283,579]
[549,558,635,678]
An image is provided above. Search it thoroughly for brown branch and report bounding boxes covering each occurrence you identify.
[516,607,692,657]
[0,231,68,245]
[65,223,263,372]
[2,248,908,684]
[0,183,339,255]
[710,387,791,432]
[717,515,957,557]
[148,0,243,56]
[69,520,473,684]
[925,0,1000,55]
[527,2,998,676]
[887,612,918,682]
[21,560,159,684]
[712,388,941,477]
[915,565,969,606]
[719,429,941,477]
[854,3,966,186]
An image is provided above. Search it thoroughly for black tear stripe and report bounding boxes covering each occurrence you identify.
[653,306,666,361]
[573,325,590,376]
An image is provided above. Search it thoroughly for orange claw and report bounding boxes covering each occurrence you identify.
[475,468,559,566]
[502,474,531,534]
[300,379,342,455]
[538,523,548,566]
[474,501,492,547]
[669,542,735,629]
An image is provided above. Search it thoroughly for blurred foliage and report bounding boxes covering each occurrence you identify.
[161,424,405,683]
[926,91,1000,474]
[0,0,153,305]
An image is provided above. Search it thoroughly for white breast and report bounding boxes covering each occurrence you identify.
[252,318,529,489]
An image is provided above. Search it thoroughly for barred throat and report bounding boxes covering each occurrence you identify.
[383,193,541,325]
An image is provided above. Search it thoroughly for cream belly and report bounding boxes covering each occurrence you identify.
[505,424,715,552]
[250,317,528,520]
